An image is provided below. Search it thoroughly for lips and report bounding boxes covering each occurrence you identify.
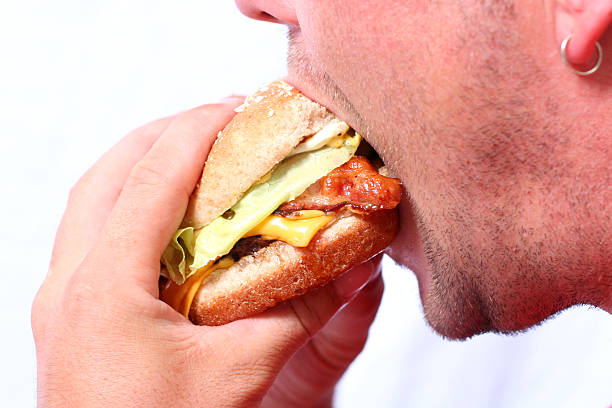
[284,74,354,128]
[387,198,431,300]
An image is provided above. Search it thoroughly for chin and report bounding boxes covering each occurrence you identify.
[422,297,492,340]
[422,270,581,339]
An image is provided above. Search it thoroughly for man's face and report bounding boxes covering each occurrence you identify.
[240,0,612,338]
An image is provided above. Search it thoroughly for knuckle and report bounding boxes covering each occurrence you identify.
[31,287,50,339]
[284,285,348,341]
[59,272,102,319]
[126,159,171,190]
[287,295,328,339]
[124,158,189,199]
[228,358,276,381]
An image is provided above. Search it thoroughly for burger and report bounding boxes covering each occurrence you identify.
[159,80,402,325]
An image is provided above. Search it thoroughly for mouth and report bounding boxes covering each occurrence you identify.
[286,70,432,303]
[284,73,365,137]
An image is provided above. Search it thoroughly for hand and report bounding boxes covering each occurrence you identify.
[32,98,384,407]
[262,262,383,408]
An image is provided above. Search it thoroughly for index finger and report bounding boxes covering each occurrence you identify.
[86,97,244,293]
[48,116,174,285]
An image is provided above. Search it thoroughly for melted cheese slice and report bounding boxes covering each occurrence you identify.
[244,211,333,247]
[161,257,234,317]
[190,135,359,273]
[161,211,333,317]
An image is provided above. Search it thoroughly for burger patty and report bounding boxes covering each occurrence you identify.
[276,156,402,215]
[228,236,273,261]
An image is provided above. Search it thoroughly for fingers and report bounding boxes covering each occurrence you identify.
[225,255,384,371]
[281,273,384,384]
[88,98,243,292]
[48,117,174,286]
[314,273,384,356]
[286,254,382,338]
[260,275,384,408]
[33,117,177,339]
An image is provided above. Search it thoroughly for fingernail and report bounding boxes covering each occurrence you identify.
[220,94,246,104]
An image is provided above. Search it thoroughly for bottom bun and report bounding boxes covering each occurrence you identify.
[189,209,398,326]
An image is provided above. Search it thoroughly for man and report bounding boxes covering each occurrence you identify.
[32,1,611,406]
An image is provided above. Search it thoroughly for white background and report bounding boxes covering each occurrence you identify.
[1,1,611,407]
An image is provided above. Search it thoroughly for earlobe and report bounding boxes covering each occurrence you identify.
[554,0,612,64]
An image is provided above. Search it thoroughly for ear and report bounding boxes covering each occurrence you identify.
[554,0,612,64]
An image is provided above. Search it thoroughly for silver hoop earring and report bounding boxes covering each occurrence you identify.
[561,34,603,76]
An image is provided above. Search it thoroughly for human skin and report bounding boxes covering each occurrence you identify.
[32,99,386,407]
[33,1,612,406]
[235,0,612,338]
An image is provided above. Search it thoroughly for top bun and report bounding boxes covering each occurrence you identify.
[182,80,341,229]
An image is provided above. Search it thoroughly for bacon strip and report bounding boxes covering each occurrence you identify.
[277,156,402,214]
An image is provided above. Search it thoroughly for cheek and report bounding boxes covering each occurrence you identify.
[299,3,466,163]
[297,2,489,224]
[298,1,426,122]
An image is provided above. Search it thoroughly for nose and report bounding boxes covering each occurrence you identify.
[235,0,299,26]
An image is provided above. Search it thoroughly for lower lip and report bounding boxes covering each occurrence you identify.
[386,198,431,300]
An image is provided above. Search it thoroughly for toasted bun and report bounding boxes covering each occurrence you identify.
[189,209,398,326]
[183,80,341,229]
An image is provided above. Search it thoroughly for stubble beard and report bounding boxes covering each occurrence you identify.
[286,23,612,340]
[287,26,500,339]
[287,29,370,138]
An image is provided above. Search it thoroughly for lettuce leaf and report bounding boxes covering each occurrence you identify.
[162,133,360,284]
[161,227,195,284]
